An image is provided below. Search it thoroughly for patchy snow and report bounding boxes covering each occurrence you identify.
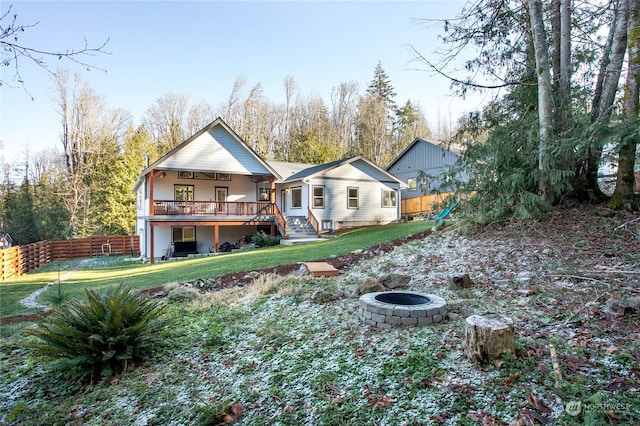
[19,258,92,309]
[2,207,639,424]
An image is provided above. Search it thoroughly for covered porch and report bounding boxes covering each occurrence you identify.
[148,218,278,262]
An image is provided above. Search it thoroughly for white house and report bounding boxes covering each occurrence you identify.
[134,118,404,262]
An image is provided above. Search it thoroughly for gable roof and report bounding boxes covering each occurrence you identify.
[277,155,406,186]
[134,117,281,190]
[267,161,316,181]
[386,137,462,171]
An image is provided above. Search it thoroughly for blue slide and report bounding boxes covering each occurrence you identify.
[435,199,459,225]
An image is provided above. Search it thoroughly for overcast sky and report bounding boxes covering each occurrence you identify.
[1,0,489,162]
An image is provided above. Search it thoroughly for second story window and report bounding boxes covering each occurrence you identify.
[175,185,194,201]
[407,178,417,191]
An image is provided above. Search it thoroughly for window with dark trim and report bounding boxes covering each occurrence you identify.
[291,187,302,209]
[172,226,195,242]
[175,185,194,201]
[347,187,359,209]
[312,185,325,208]
[259,187,270,201]
[381,189,397,208]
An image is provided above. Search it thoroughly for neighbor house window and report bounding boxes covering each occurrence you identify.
[347,187,359,209]
[312,185,325,208]
[382,189,397,208]
[407,178,417,191]
[175,185,194,201]
[172,226,195,242]
[291,187,302,209]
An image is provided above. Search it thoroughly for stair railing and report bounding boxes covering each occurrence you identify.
[307,208,320,236]
[272,203,288,239]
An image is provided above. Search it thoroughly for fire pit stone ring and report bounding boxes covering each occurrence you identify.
[358,291,447,329]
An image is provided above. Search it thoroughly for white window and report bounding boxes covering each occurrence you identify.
[312,185,325,208]
[347,187,359,209]
[407,178,417,191]
[382,189,397,208]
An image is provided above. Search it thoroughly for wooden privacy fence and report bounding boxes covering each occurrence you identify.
[0,235,139,281]
[401,193,454,216]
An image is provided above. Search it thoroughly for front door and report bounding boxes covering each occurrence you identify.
[281,189,287,215]
[216,187,228,214]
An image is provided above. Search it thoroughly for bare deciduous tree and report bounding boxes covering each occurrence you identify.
[1,5,109,97]
[53,68,130,237]
[143,93,189,155]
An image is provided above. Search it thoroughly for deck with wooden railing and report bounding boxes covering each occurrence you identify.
[152,200,274,217]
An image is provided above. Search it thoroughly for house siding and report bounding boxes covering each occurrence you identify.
[304,159,401,229]
[387,139,460,199]
[308,178,398,228]
[151,172,259,202]
[155,126,273,175]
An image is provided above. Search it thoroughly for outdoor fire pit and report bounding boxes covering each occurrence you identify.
[358,291,447,329]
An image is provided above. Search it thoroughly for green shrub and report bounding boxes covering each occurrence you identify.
[251,230,281,247]
[25,284,167,382]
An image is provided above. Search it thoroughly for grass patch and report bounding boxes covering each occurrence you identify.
[1,221,431,319]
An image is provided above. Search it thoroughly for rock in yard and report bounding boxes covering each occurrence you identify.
[168,288,198,301]
[343,284,361,298]
[378,273,411,289]
[310,290,333,304]
[359,277,385,294]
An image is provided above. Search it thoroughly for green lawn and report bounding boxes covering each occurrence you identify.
[0,221,432,319]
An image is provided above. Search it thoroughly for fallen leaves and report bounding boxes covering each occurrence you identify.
[516,392,552,424]
[221,402,245,424]
[363,386,395,408]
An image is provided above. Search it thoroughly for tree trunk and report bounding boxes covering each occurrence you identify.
[528,0,556,203]
[584,0,629,196]
[610,0,640,210]
[463,313,516,363]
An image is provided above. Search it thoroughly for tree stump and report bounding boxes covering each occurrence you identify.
[463,313,515,363]
[448,273,474,289]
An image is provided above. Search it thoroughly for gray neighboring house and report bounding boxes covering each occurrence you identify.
[386,137,463,201]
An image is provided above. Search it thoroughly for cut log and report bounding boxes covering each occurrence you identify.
[463,313,516,363]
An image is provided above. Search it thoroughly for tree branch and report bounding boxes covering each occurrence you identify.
[1,5,110,97]
[405,44,523,91]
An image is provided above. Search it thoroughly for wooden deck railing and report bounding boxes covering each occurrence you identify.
[153,200,274,217]
[272,204,288,238]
